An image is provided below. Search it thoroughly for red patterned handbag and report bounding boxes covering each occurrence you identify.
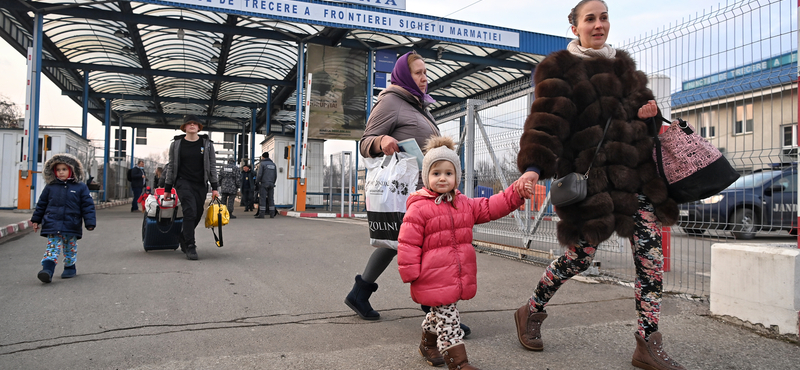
[652,117,739,203]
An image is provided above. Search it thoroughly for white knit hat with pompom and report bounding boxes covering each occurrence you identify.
[421,136,461,191]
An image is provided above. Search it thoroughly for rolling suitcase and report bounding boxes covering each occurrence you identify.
[142,216,183,251]
[142,188,183,251]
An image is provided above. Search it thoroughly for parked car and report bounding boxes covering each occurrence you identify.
[678,164,798,239]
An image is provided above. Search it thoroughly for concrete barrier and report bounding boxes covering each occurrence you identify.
[710,243,800,336]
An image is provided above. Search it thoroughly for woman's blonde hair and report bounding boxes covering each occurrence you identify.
[406,51,423,68]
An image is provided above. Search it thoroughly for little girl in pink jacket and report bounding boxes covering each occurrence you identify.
[397,136,528,370]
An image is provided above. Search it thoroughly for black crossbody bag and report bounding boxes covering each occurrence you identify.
[550,117,612,207]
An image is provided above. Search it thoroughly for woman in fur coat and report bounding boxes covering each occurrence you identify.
[512,1,684,370]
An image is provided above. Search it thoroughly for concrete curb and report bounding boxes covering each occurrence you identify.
[279,210,367,218]
[0,199,129,243]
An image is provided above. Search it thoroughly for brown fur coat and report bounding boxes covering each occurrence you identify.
[517,49,679,246]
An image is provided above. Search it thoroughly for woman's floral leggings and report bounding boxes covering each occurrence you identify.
[529,194,663,340]
[42,234,78,266]
[421,303,465,351]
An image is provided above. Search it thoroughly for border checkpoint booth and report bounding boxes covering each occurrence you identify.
[260,134,324,210]
[0,127,93,210]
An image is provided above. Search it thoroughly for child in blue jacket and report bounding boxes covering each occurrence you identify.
[31,153,96,283]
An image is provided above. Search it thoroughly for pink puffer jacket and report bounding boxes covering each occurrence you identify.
[397,185,525,307]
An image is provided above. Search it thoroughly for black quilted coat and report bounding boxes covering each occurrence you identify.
[517,49,679,247]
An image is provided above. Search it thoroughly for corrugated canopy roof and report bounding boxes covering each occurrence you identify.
[0,0,571,134]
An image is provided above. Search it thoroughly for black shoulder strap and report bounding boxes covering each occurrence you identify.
[585,117,613,176]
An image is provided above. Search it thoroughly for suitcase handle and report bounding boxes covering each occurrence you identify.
[153,207,178,234]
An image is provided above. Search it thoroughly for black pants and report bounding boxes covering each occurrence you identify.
[241,188,254,210]
[175,179,207,246]
[259,185,275,216]
[131,186,143,211]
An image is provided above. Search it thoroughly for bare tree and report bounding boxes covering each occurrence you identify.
[0,95,22,128]
[144,150,168,167]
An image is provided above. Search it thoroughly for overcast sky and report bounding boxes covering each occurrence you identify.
[0,0,732,158]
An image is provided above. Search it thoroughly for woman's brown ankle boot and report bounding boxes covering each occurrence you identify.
[632,332,686,370]
[514,303,547,351]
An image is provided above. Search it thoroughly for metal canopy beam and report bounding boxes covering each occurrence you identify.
[429,51,523,91]
[41,60,293,86]
[19,2,534,72]
[119,1,167,126]
[431,75,531,119]
[206,14,239,119]
[61,90,262,108]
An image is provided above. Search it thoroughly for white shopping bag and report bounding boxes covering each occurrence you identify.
[364,152,419,249]
[145,188,183,220]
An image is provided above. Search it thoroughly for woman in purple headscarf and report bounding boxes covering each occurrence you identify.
[344,51,469,356]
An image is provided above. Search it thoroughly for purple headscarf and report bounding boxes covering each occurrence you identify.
[390,51,436,105]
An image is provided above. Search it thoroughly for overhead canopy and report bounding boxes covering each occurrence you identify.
[0,0,571,134]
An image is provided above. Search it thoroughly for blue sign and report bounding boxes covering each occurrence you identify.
[375,50,397,73]
[374,72,390,89]
[683,51,797,91]
[323,0,406,11]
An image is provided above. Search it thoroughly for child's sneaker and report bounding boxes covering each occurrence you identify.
[61,264,76,279]
[38,260,56,283]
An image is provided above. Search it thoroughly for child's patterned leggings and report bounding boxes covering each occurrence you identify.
[528,194,663,340]
[421,303,465,351]
[42,234,78,266]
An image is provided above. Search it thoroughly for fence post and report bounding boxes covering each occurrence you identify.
[464,100,476,198]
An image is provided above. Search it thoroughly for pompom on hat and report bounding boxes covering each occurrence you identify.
[421,136,461,191]
[180,114,204,132]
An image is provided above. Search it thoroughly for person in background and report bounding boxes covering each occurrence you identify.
[162,114,219,261]
[219,158,241,219]
[153,166,164,191]
[240,164,255,212]
[31,153,96,283]
[398,136,528,369]
[130,160,146,212]
[512,2,683,370]
[255,152,277,219]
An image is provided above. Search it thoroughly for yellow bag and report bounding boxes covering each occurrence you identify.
[205,198,229,247]
[205,198,230,228]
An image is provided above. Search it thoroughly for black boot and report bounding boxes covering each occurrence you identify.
[422,305,471,338]
[185,245,198,260]
[38,260,56,283]
[345,274,380,320]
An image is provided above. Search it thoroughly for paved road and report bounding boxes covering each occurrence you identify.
[1,205,798,369]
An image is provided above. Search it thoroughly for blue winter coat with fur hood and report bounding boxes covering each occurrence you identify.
[31,153,96,239]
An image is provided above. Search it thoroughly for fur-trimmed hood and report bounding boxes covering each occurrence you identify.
[43,153,84,184]
[518,49,678,246]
